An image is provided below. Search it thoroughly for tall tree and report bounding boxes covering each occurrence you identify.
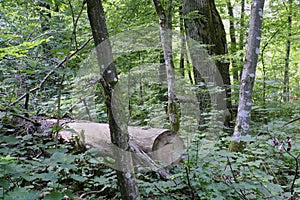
[229,0,265,152]
[283,0,293,102]
[226,0,238,81]
[183,0,232,127]
[238,0,246,80]
[153,0,180,131]
[86,0,140,199]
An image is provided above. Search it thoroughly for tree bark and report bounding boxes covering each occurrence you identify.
[86,0,140,199]
[39,2,52,54]
[230,0,265,151]
[179,5,185,77]
[227,0,238,81]
[183,0,232,127]
[238,0,246,80]
[153,0,180,132]
[283,0,293,102]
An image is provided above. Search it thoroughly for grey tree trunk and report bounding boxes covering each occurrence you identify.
[230,0,265,152]
[86,0,140,199]
[153,0,180,131]
[183,0,232,127]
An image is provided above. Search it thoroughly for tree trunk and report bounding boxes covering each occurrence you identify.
[86,0,140,199]
[227,0,238,81]
[183,0,232,127]
[153,0,180,132]
[238,0,246,80]
[229,0,265,152]
[39,2,52,54]
[283,0,293,102]
[179,5,185,77]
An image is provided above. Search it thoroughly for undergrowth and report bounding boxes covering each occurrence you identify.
[0,101,299,199]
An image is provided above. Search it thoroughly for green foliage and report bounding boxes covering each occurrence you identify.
[0,130,120,199]
[0,0,300,199]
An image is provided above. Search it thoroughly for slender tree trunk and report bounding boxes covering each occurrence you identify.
[238,0,246,80]
[179,5,186,78]
[159,51,167,84]
[39,3,51,32]
[153,0,180,131]
[227,0,238,81]
[283,0,293,102]
[39,2,52,54]
[262,53,266,107]
[86,0,140,199]
[230,0,265,152]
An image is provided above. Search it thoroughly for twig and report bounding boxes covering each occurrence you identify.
[291,154,300,197]
[9,37,93,107]
[55,21,75,145]
[185,166,195,199]
[83,99,93,121]
[79,188,108,199]
[12,113,41,126]
[284,147,300,197]
[283,117,300,127]
[71,0,86,49]
[54,74,65,147]
[226,156,248,200]
[68,0,78,49]
[226,156,238,183]
[29,31,68,42]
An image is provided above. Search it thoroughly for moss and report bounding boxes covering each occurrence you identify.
[228,141,246,152]
[168,101,180,132]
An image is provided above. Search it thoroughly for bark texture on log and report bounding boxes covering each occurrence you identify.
[59,122,185,166]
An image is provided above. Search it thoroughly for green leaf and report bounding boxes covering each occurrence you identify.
[25,59,38,68]
[0,155,17,165]
[46,147,68,154]
[70,174,87,182]
[20,68,36,75]
[0,178,10,190]
[36,172,58,182]
[49,152,68,163]
[44,191,64,200]
[3,78,18,83]
[52,125,63,132]
[94,176,107,184]
[6,187,39,200]
[247,160,262,168]
[1,136,19,144]
[240,135,255,142]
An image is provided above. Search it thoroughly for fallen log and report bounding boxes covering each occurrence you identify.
[59,122,185,178]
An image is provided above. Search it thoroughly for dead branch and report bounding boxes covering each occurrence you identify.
[283,117,300,127]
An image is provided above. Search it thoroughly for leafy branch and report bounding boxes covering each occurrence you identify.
[9,37,93,107]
